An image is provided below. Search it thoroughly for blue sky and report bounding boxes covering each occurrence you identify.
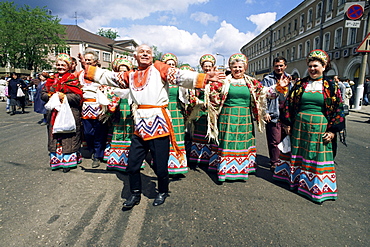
[11,0,303,67]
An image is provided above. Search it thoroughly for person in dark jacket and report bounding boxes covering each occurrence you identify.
[34,72,49,125]
[8,72,27,115]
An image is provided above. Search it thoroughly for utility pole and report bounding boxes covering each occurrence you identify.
[75,12,78,25]
[353,1,370,110]
[216,53,226,71]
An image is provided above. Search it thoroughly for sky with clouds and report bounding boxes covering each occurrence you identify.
[11,0,303,67]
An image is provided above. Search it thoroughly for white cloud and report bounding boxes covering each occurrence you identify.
[117,20,257,67]
[246,12,276,34]
[190,12,218,25]
[33,0,276,67]
[58,0,210,32]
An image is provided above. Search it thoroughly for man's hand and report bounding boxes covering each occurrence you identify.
[78,53,87,70]
[264,113,271,122]
[282,124,291,135]
[207,66,226,82]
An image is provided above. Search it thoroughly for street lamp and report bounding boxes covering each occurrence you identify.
[216,53,226,70]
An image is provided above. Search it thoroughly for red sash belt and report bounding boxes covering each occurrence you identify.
[137,104,184,162]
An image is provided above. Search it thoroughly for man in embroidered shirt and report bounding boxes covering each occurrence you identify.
[79,50,108,169]
[81,44,224,208]
[261,57,291,172]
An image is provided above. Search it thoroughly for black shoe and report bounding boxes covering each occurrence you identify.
[92,158,100,168]
[10,112,15,115]
[63,168,71,173]
[153,193,169,206]
[122,193,141,209]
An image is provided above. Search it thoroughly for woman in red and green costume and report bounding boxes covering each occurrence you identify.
[162,53,188,175]
[41,53,83,173]
[274,49,345,204]
[104,58,133,171]
[205,53,267,182]
[187,54,217,167]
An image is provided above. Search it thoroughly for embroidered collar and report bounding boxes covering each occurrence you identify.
[309,76,323,81]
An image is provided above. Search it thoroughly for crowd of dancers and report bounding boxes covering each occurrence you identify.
[38,45,345,207]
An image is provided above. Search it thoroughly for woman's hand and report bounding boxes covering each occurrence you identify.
[58,92,65,102]
[323,131,335,144]
[263,113,271,123]
[278,74,291,87]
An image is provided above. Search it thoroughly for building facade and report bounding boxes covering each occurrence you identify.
[241,0,370,84]
[50,25,138,71]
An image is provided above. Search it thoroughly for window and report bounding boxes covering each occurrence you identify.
[291,47,296,61]
[327,0,333,12]
[348,28,357,45]
[103,52,111,62]
[324,33,330,51]
[307,9,312,23]
[288,23,291,34]
[278,30,281,40]
[314,37,320,50]
[298,44,303,59]
[286,49,290,62]
[300,13,305,27]
[305,40,311,56]
[273,31,276,42]
[334,28,343,49]
[294,19,297,31]
[283,27,286,37]
[316,2,322,19]
[338,0,345,6]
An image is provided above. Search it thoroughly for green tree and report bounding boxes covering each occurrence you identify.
[152,45,163,62]
[97,28,120,40]
[0,2,67,72]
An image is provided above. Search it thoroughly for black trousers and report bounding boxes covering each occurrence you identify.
[127,135,170,194]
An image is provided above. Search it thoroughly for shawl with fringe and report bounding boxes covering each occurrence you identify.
[204,74,267,144]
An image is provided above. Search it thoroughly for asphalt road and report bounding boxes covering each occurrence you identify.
[0,102,369,247]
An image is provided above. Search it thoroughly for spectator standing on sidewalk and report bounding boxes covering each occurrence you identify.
[363,77,370,106]
[8,72,27,115]
[34,72,49,125]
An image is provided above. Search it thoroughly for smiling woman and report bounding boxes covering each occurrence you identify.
[274,49,346,204]
[41,53,83,173]
[205,53,267,182]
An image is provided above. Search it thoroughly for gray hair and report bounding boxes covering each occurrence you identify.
[134,44,153,56]
[229,58,247,69]
[84,49,99,62]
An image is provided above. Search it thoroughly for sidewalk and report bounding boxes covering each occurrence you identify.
[350,105,370,115]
